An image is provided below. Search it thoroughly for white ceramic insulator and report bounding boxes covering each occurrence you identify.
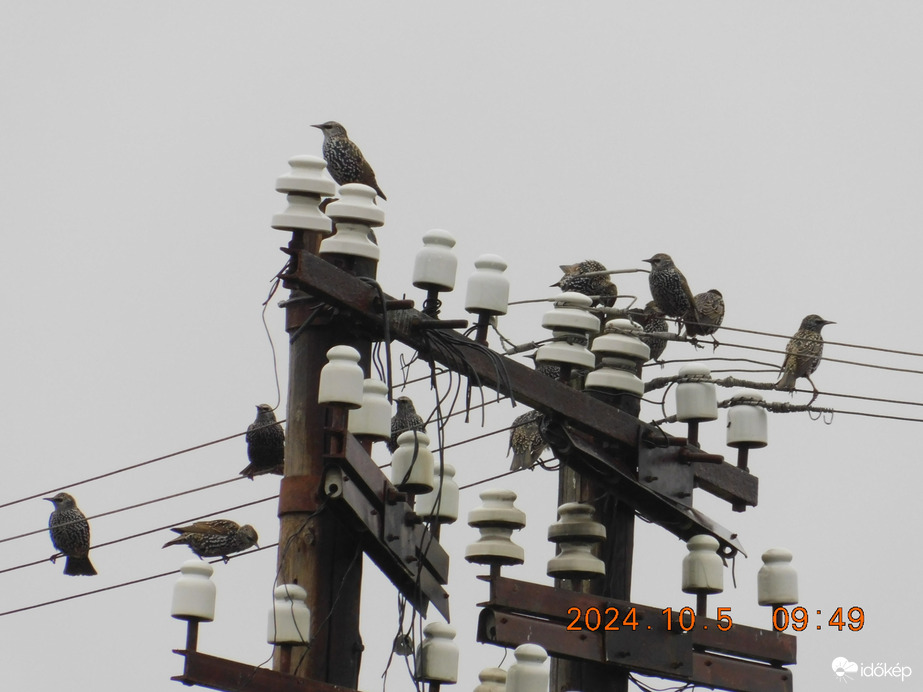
[275,155,338,196]
[416,462,459,524]
[413,229,458,292]
[758,548,798,606]
[171,559,216,622]
[726,389,768,449]
[467,488,526,529]
[506,644,549,692]
[415,622,459,683]
[585,364,644,396]
[676,364,718,422]
[317,345,364,409]
[541,293,600,334]
[535,338,596,370]
[267,584,311,644]
[547,541,605,580]
[474,668,508,692]
[682,534,724,595]
[465,254,510,316]
[465,524,525,566]
[272,192,334,235]
[391,431,435,494]
[348,378,392,440]
[319,221,381,261]
[547,503,607,544]
[325,183,385,226]
[591,320,650,362]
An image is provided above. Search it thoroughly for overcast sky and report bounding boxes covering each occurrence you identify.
[2,3,921,691]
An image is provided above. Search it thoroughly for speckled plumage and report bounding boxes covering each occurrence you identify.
[388,396,426,453]
[240,404,285,478]
[46,492,96,576]
[644,253,698,322]
[313,121,386,200]
[637,301,669,362]
[777,314,834,392]
[508,410,546,471]
[553,260,618,308]
[684,289,725,338]
[163,520,259,560]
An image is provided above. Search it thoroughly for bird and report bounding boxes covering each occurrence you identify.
[162,520,259,561]
[508,410,547,471]
[45,492,97,576]
[636,301,669,362]
[776,314,835,395]
[387,396,426,453]
[552,260,618,308]
[240,404,285,479]
[312,121,387,200]
[643,253,698,329]
[683,289,725,341]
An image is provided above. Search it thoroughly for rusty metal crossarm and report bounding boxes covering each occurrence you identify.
[321,427,450,619]
[477,577,795,692]
[549,423,747,558]
[288,252,644,447]
[173,650,364,692]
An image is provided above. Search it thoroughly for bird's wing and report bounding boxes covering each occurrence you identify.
[171,520,240,535]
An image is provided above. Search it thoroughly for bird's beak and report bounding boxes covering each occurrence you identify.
[549,280,562,288]
[642,257,654,264]
[824,320,836,325]
[311,123,323,129]
[43,497,54,503]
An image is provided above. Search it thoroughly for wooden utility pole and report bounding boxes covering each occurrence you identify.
[275,226,369,685]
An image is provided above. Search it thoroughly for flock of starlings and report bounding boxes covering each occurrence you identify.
[44,122,831,574]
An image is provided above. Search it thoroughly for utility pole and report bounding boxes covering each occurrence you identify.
[172,157,792,692]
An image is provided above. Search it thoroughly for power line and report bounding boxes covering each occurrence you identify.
[0,543,277,619]
[0,422,285,513]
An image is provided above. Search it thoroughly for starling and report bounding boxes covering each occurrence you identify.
[240,404,285,479]
[636,301,669,362]
[644,253,698,329]
[312,121,386,200]
[684,289,725,339]
[508,410,547,471]
[387,396,426,453]
[552,260,618,308]
[163,520,259,561]
[776,314,835,394]
[45,492,97,576]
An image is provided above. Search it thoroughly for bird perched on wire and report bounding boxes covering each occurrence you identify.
[45,492,97,576]
[312,121,387,200]
[776,314,835,396]
[240,404,285,479]
[683,289,725,343]
[644,253,698,330]
[387,396,426,453]
[552,260,618,308]
[163,520,259,561]
[508,410,547,471]
[635,301,669,363]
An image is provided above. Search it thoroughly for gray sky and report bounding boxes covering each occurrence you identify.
[1,3,921,690]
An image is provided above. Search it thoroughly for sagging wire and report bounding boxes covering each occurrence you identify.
[261,271,284,411]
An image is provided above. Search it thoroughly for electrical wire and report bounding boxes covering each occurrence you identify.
[0,495,278,577]
[0,422,285,513]
[0,542,277,619]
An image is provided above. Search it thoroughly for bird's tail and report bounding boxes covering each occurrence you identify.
[776,370,796,390]
[64,555,97,576]
[162,535,189,549]
[509,451,530,472]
